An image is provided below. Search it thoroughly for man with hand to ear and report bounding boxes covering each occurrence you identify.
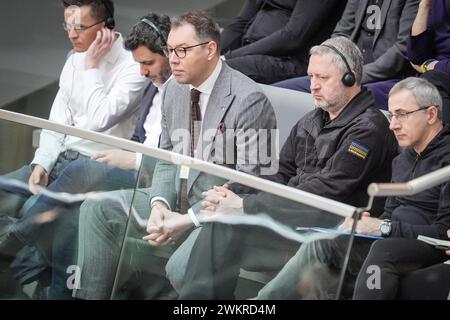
[0,0,146,297]
[23,0,146,196]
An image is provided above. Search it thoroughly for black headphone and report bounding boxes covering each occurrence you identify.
[101,0,115,29]
[321,44,356,87]
[140,18,166,46]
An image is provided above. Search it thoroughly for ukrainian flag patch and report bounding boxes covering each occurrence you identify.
[348,141,369,160]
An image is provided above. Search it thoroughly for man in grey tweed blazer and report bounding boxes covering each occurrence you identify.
[73,11,276,300]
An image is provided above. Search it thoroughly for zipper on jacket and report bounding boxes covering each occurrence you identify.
[411,153,421,178]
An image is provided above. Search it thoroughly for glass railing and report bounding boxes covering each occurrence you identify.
[0,109,361,300]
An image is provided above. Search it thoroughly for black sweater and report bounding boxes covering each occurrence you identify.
[381,125,450,240]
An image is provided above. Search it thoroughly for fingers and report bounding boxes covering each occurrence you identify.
[32,172,40,184]
[201,200,217,211]
[146,225,162,234]
[143,233,173,247]
[202,196,219,205]
[29,183,40,195]
[92,155,107,163]
[213,185,230,195]
[362,212,371,217]
[202,188,226,198]
[99,28,114,50]
[91,152,105,160]
[28,170,42,194]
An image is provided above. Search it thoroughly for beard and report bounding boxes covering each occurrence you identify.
[152,64,173,86]
[314,93,350,114]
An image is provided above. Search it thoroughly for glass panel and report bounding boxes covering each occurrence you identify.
[110,157,369,300]
[0,118,142,299]
[0,115,381,301]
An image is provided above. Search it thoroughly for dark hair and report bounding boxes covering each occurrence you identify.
[171,11,221,52]
[62,0,114,21]
[124,13,171,56]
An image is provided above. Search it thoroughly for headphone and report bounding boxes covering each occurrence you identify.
[101,0,115,29]
[321,44,356,87]
[140,18,166,47]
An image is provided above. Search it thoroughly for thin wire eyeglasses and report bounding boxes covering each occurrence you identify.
[164,41,210,59]
[62,19,104,32]
[387,106,431,122]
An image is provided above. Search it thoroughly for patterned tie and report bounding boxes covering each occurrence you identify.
[179,88,202,214]
[190,88,202,157]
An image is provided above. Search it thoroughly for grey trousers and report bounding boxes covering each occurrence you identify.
[256,236,373,300]
[73,188,150,300]
[73,188,198,300]
[165,227,201,292]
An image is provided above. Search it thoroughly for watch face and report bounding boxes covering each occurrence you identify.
[380,222,391,235]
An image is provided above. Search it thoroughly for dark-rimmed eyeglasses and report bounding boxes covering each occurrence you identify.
[62,20,104,32]
[387,106,432,122]
[164,41,210,59]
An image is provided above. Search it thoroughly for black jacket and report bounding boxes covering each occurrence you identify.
[381,125,450,240]
[243,89,398,220]
[222,0,346,62]
[332,0,419,83]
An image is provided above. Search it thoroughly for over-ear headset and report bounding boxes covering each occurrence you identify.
[140,18,166,46]
[321,44,356,87]
[101,0,115,29]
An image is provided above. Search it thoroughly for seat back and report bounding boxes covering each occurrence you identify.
[259,84,314,145]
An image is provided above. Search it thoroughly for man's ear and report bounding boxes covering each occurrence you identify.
[207,41,218,60]
[428,105,440,124]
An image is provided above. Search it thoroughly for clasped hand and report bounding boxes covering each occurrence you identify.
[337,212,383,236]
[200,184,244,218]
[143,204,191,247]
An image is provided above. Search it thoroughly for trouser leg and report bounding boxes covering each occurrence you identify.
[257,236,372,300]
[225,55,307,84]
[353,238,449,300]
[178,223,299,300]
[0,166,33,219]
[73,188,150,300]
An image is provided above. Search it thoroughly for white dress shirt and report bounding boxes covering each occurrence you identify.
[32,33,147,173]
[134,78,171,170]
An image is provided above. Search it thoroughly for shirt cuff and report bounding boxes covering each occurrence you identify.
[31,154,56,175]
[150,197,171,211]
[135,152,143,171]
[188,208,201,228]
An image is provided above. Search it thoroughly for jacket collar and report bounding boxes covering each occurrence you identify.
[305,88,374,133]
[406,125,450,158]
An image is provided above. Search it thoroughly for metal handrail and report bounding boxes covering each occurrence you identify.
[367,165,450,197]
[0,109,356,218]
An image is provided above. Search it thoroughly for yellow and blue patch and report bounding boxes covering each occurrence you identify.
[348,141,369,160]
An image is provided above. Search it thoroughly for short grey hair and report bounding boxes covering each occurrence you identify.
[390,77,443,120]
[310,36,363,86]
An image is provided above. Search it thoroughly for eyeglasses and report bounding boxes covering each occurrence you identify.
[387,106,431,122]
[62,19,104,32]
[164,41,210,59]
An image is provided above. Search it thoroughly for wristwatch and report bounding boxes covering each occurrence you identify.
[380,219,392,237]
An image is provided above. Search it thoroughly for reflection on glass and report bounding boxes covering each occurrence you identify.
[0,119,140,299]
[0,118,367,301]
[109,160,360,300]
